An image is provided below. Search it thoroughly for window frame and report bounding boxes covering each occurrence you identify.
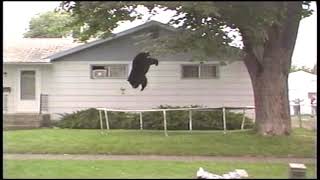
[90,64,129,79]
[181,64,219,79]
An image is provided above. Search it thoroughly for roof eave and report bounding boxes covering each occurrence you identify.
[4,61,53,65]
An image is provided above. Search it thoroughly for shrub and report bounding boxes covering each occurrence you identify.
[54,108,100,129]
[108,112,140,129]
[54,105,254,130]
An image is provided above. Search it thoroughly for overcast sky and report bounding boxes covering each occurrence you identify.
[3,1,317,68]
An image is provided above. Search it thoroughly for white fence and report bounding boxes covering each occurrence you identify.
[97,106,255,136]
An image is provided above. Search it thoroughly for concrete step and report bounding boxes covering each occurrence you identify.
[4,122,41,127]
[4,118,41,122]
[4,114,41,120]
[3,114,50,130]
[4,125,40,130]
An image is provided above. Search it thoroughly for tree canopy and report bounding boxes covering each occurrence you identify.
[24,11,78,38]
[59,2,312,54]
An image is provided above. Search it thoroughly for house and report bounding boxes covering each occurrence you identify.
[288,70,317,115]
[3,20,254,128]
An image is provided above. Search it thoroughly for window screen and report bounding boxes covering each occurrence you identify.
[201,65,217,78]
[21,71,36,100]
[182,65,199,78]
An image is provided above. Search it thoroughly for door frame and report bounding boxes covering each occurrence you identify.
[16,67,41,113]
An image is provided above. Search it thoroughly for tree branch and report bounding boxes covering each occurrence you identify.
[238,28,263,76]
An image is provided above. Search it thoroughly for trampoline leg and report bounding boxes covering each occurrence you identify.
[104,110,110,132]
[99,109,104,134]
[189,110,192,132]
[163,110,168,136]
[223,107,226,134]
[139,112,143,130]
[241,108,246,130]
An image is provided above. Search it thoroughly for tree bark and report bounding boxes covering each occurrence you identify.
[246,51,291,136]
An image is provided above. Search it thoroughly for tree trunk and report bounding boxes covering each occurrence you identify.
[247,52,291,136]
[241,2,302,136]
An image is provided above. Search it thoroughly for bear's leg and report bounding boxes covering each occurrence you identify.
[141,76,148,91]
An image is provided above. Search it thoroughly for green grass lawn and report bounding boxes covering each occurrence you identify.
[3,128,316,157]
[3,160,316,179]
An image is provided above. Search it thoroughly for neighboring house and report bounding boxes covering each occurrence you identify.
[288,70,317,115]
[3,20,254,124]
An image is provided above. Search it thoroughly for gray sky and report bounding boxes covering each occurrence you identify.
[3,1,317,68]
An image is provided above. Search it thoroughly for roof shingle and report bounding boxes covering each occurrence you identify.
[4,38,82,63]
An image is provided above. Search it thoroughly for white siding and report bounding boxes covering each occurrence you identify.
[3,64,51,113]
[46,60,254,120]
[3,61,255,120]
[3,65,16,113]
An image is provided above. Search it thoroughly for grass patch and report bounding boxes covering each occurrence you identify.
[291,128,316,137]
[3,160,316,179]
[3,128,316,157]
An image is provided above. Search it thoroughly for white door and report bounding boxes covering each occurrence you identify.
[16,69,41,113]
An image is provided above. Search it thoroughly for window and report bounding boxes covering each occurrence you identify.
[91,64,128,79]
[201,65,217,78]
[20,71,36,100]
[181,64,218,79]
[109,65,127,77]
[182,65,199,78]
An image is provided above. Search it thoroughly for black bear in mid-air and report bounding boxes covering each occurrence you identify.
[127,52,159,91]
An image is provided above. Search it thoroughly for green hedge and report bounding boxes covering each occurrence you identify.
[54,105,254,130]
